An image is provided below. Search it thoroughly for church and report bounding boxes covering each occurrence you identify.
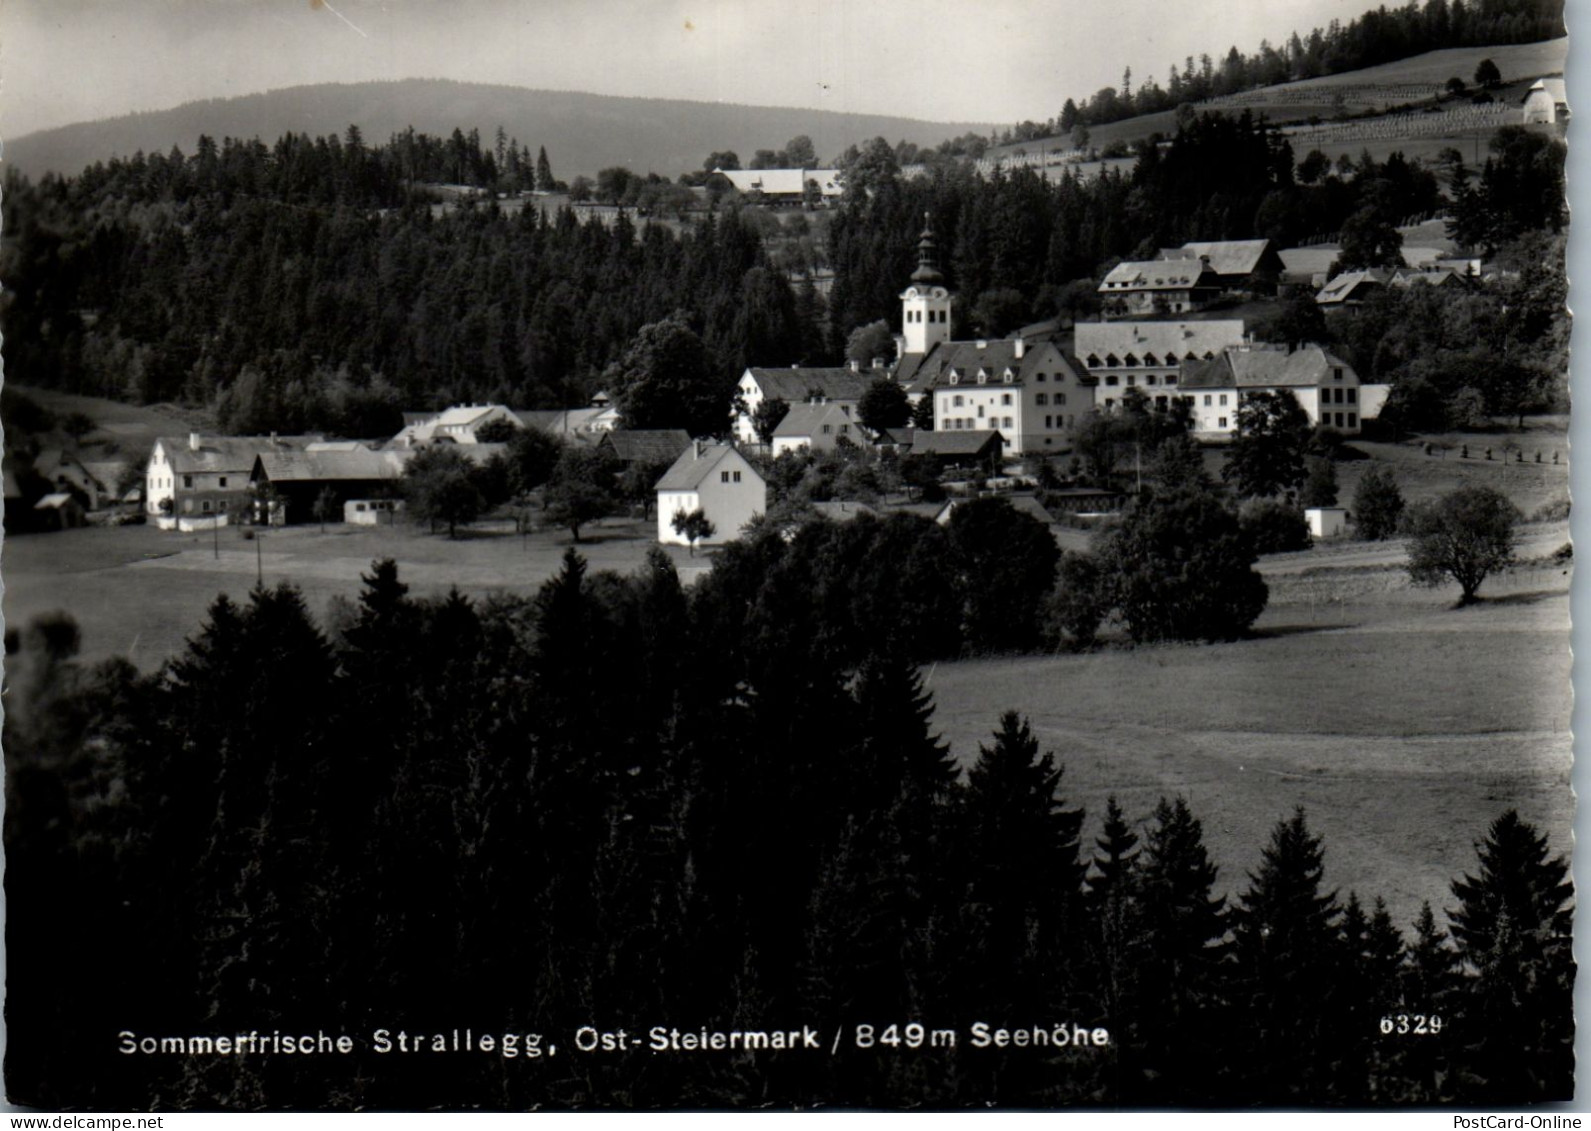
[891,217,1096,455]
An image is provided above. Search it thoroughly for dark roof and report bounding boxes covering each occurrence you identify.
[900,338,1089,392]
[744,367,872,403]
[1179,346,1354,390]
[597,429,692,464]
[254,449,408,483]
[1164,239,1275,278]
[910,430,1004,456]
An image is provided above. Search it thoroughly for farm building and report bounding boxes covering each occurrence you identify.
[146,433,322,531]
[1307,507,1349,538]
[595,429,692,469]
[714,167,842,205]
[1098,257,1220,318]
[345,499,405,526]
[655,440,766,547]
[251,447,408,525]
[1315,269,1389,307]
[770,401,862,455]
[1521,78,1568,125]
[391,403,523,447]
[33,493,88,530]
[33,449,119,510]
[1075,320,1246,411]
[1180,345,1363,439]
[907,429,1005,470]
[1156,240,1283,293]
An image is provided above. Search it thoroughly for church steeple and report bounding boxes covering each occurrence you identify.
[910,212,943,285]
[900,211,952,357]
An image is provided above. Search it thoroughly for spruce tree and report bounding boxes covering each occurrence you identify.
[1131,796,1228,1103]
[1231,807,1342,1103]
[1446,810,1575,1102]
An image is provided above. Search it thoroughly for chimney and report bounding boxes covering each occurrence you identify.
[893,333,906,362]
[848,358,860,373]
[189,432,201,451]
[976,339,987,350]
[694,440,705,459]
[1013,336,1025,359]
[871,356,885,371]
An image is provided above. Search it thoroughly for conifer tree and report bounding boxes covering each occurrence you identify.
[1231,807,1342,1103]
[1130,796,1228,1102]
[1446,810,1575,1102]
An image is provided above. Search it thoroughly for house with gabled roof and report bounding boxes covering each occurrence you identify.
[655,440,767,546]
[770,401,862,455]
[1315,269,1390,307]
[596,429,692,469]
[391,403,523,447]
[1157,240,1283,293]
[912,337,1092,456]
[1099,257,1220,318]
[1179,345,1362,439]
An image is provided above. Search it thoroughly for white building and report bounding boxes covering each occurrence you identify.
[1098,257,1219,318]
[770,401,861,455]
[1075,320,1246,410]
[655,441,767,546]
[1521,78,1568,125]
[1179,345,1363,439]
[391,403,524,447]
[910,337,1092,455]
[733,366,872,446]
[1306,506,1348,538]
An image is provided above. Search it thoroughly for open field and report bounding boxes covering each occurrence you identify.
[926,562,1571,938]
[2,516,703,668]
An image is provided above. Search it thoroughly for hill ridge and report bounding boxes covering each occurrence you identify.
[5,79,993,180]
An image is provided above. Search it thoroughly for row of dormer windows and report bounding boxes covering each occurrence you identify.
[1086,350,1214,368]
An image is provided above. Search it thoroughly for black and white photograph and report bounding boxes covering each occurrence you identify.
[0,0,1577,1114]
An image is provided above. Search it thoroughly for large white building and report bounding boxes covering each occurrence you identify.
[1179,345,1363,439]
[655,440,767,546]
[1075,320,1247,410]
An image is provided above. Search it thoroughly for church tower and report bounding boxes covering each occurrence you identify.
[899,213,952,357]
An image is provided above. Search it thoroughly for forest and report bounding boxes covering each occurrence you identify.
[5,533,1573,1109]
[0,109,1497,438]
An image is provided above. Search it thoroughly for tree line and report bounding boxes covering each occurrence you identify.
[6,545,1572,1109]
[1030,0,1563,136]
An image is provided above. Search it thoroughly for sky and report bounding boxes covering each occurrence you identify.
[3,0,1393,139]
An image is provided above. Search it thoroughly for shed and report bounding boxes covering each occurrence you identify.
[1307,506,1349,538]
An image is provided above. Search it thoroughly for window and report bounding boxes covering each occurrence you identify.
[821,424,832,434]
[1124,353,1139,367]
[838,424,849,434]
[1045,415,1053,428]
[1336,412,1345,428]
[183,475,193,489]
[953,395,963,407]
[1086,355,1101,368]
[1347,388,1357,403]
[1105,398,1115,408]
[356,503,367,512]
[202,500,212,512]
[1204,395,1212,406]
[1057,392,1067,406]
[219,476,228,488]
[1003,416,1013,428]
[1348,412,1358,428]
[1144,353,1158,366]
[1036,372,1047,382]
[1219,394,1228,406]
[721,470,732,482]
[1106,375,1119,386]
[1333,367,1344,381]
[1146,375,1157,386]
[949,374,959,385]
[1164,352,1178,364]
[1218,417,1228,428]
[1035,393,1047,406]
[976,406,984,418]
[1166,374,1177,385]
[1001,393,1012,406]
[734,470,742,482]
[1126,375,1136,387]
[218,501,228,513]
[1106,354,1120,367]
